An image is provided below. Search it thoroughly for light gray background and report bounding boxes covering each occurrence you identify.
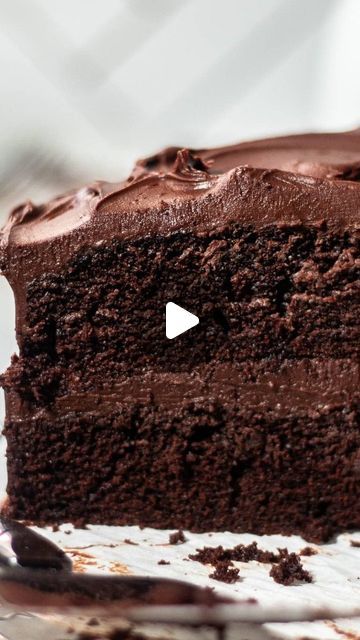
[0,0,359,493]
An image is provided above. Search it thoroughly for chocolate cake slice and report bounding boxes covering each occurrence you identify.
[1,131,359,541]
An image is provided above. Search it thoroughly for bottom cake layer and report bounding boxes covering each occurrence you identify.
[4,361,360,542]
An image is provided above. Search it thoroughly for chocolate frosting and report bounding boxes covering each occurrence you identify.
[5,359,357,421]
[138,130,360,180]
[1,130,360,273]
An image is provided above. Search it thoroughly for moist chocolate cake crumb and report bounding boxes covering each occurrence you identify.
[209,561,240,584]
[87,618,100,627]
[123,538,138,546]
[158,559,170,565]
[232,542,279,563]
[52,523,60,532]
[300,546,318,556]
[189,541,278,565]
[189,545,225,564]
[270,551,313,585]
[350,540,360,548]
[169,529,187,545]
[190,543,312,586]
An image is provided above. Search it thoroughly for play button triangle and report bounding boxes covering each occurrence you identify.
[166,302,199,339]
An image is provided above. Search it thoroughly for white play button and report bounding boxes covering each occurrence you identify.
[166,302,199,339]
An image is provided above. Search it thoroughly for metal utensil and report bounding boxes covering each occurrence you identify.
[1,564,360,625]
[0,517,231,624]
[0,516,72,571]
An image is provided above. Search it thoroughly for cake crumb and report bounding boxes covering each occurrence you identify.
[158,559,170,565]
[231,542,278,563]
[189,545,225,564]
[300,546,317,556]
[123,538,138,546]
[189,541,278,565]
[209,561,240,584]
[190,542,311,587]
[169,529,186,545]
[87,618,99,626]
[270,551,313,585]
[73,518,89,530]
[350,540,360,548]
[52,523,60,532]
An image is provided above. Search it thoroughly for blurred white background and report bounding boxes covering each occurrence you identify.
[0,0,359,488]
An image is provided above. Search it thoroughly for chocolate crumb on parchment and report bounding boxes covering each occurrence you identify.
[300,546,318,556]
[169,529,187,545]
[158,559,171,565]
[209,561,240,584]
[350,540,360,548]
[190,542,313,586]
[123,538,138,546]
[270,551,313,585]
[87,618,100,627]
[189,541,278,565]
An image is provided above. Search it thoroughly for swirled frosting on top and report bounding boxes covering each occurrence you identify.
[1,130,360,268]
[137,130,360,180]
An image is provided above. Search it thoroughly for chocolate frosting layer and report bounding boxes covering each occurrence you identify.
[1,130,360,270]
[5,360,359,422]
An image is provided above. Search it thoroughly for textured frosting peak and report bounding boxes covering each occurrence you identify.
[137,147,212,180]
[171,148,213,181]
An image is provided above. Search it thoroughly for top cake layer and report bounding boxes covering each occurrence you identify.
[1,130,360,274]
